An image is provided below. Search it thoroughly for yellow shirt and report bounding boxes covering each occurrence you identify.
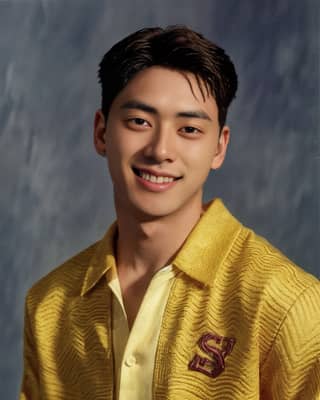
[20,198,320,399]
[109,265,175,400]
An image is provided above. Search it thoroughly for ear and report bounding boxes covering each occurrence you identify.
[93,110,107,157]
[211,126,230,170]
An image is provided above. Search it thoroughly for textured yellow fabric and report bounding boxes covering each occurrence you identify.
[20,198,320,400]
[109,265,175,400]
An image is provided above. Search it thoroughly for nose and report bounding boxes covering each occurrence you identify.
[143,125,177,163]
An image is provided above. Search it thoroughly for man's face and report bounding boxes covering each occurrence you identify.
[94,66,229,220]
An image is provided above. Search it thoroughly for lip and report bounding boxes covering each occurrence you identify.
[132,166,181,192]
[132,166,182,179]
[135,173,179,192]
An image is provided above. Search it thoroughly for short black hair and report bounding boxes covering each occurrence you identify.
[98,25,238,129]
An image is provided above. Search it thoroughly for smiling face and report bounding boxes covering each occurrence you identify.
[94,66,230,220]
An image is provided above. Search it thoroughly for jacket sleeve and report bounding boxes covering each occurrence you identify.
[20,296,40,400]
[261,281,320,400]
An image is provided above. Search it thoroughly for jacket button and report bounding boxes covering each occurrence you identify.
[125,355,137,367]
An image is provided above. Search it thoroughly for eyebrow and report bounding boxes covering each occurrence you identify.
[120,100,212,121]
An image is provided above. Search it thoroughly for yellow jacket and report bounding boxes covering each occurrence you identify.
[20,199,320,399]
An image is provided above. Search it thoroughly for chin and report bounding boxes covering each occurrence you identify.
[130,199,183,220]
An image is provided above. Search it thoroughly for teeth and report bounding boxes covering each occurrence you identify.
[140,171,174,183]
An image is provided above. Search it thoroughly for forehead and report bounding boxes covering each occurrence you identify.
[112,66,218,119]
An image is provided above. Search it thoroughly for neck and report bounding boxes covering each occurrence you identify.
[115,197,204,277]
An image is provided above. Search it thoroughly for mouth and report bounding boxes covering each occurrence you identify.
[132,167,182,184]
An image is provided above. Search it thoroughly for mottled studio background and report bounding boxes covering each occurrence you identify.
[1,0,319,398]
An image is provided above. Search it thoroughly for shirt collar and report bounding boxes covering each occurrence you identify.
[81,222,118,296]
[172,198,243,286]
[81,198,243,295]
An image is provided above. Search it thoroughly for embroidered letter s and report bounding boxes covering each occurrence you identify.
[188,332,236,378]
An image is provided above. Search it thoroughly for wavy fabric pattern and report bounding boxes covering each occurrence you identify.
[20,199,320,399]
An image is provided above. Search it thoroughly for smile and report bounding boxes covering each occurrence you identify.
[132,167,182,192]
[132,167,181,184]
[138,171,174,183]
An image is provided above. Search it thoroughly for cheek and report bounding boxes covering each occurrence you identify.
[108,129,144,159]
[185,145,216,174]
[105,139,136,182]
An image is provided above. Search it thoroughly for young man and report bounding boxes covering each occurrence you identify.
[20,26,320,399]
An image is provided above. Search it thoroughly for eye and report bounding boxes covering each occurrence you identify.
[180,126,202,135]
[128,117,149,126]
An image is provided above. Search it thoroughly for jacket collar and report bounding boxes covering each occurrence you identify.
[81,198,243,295]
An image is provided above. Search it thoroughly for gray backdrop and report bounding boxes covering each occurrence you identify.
[1,1,319,398]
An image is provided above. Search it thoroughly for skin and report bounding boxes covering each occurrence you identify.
[94,66,230,328]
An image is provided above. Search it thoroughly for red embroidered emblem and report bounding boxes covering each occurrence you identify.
[188,332,236,378]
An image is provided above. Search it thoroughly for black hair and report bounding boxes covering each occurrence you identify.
[98,25,238,128]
